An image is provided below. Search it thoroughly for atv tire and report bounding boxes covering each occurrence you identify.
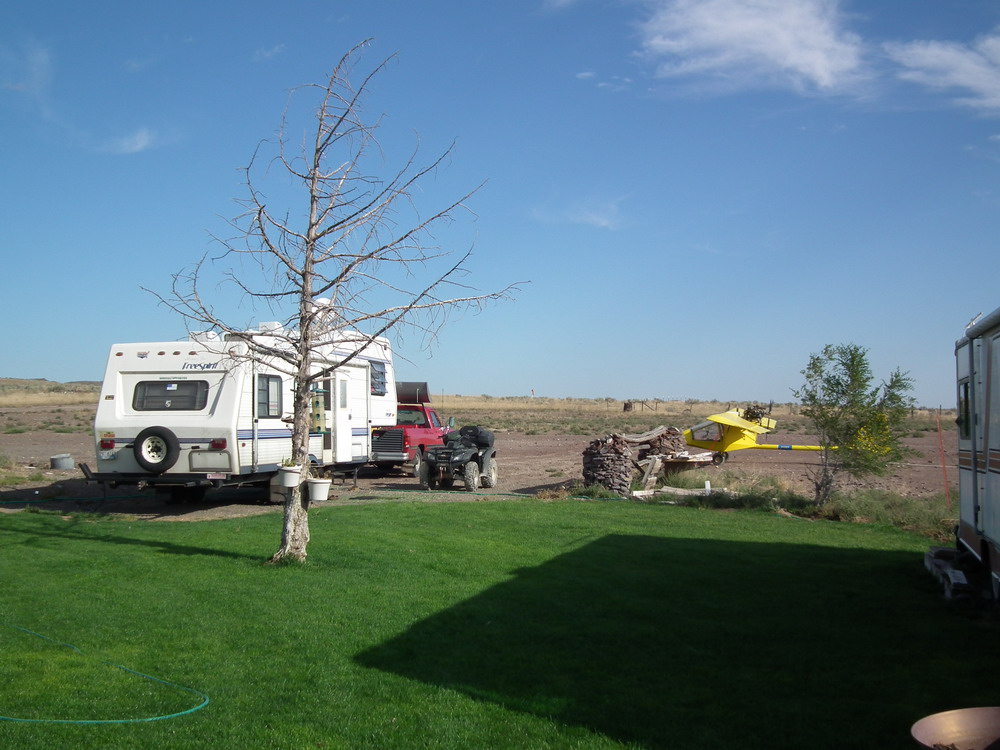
[463,460,480,492]
[481,457,498,488]
[418,460,436,490]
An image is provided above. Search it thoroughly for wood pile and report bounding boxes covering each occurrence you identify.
[581,434,634,497]
[627,426,688,460]
[583,426,713,497]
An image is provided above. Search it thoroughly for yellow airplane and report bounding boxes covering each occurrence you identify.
[683,405,824,465]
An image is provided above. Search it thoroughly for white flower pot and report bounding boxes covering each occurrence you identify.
[307,478,333,501]
[278,466,300,488]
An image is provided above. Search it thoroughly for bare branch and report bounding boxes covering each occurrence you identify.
[148,41,522,561]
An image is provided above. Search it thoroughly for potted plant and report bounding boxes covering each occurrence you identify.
[306,474,333,501]
[278,458,300,488]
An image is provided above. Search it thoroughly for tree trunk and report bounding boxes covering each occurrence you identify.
[269,361,314,563]
[809,447,840,506]
[269,484,311,563]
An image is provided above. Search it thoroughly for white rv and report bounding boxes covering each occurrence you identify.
[952,305,1000,597]
[84,324,398,501]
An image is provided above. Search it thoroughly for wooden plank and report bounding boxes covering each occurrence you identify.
[640,455,662,490]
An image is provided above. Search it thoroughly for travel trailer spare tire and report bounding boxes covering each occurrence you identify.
[133,426,181,473]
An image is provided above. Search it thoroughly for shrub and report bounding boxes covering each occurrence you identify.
[821,490,957,541]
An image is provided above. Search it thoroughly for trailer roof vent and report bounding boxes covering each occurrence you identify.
[190,330,220,343]
[258,321,284,333]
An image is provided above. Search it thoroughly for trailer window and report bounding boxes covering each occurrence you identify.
[957,380,971,440]
[257,375,283,418]
[370,361,387,396]
[133,381,209,411]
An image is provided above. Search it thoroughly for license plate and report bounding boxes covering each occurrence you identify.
[206,473,227,480]
[99,450,115,460]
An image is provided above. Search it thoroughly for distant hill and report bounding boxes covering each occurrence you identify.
[0,378,101,394]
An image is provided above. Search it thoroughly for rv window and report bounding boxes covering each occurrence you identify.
[370,361,387,396]
[257,375,283,418]
[957,380,971,440]
[133,381,209,411]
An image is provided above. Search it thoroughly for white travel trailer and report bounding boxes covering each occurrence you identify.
[83,324,398,501]
[952,305,1000,597]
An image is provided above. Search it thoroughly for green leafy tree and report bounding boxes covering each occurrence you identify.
[793,344,914,505]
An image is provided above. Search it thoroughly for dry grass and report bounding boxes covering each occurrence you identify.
[0,378,100,407]
[0,392,100,407]
[436,394,954,436]
[0,382,954,436]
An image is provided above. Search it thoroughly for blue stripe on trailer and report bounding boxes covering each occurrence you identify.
[237,429,293,440]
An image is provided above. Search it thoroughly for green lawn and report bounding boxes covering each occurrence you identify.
[1,500,996,749]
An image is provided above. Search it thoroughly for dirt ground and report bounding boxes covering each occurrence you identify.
[0,403,957,521]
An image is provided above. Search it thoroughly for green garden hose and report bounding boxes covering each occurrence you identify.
[0,623,209,724]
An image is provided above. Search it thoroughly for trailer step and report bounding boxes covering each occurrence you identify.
[924,547,979,601]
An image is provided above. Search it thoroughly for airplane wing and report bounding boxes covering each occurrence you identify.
[705,410,771,434]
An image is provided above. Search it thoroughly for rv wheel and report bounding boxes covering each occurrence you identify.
[165,486,206,504]
[133,426,181,473]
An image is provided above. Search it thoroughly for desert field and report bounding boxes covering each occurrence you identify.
[0,386,958,521]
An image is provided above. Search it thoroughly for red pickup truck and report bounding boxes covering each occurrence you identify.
[370,382,452,476]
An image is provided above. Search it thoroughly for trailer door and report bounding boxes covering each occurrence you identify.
[349,366,372,461]
[983,332,1000,545]
[333,371,352,462]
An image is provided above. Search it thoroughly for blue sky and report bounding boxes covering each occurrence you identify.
[3,0,999,407]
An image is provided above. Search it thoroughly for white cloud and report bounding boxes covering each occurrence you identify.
[254,44,286,62]
[125,56,158,73]
[885,32,1000,113]
[1,39,54,106]
[104,127,158,154]
[534,195,629,230]
[638,0,866,93]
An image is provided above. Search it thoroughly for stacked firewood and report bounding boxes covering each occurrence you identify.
[638,426,687,460]
[583,426,698,497]
[581,434,634,497]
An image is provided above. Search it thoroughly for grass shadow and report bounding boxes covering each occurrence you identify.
[1,513,259,561]
[357,534,1000,749]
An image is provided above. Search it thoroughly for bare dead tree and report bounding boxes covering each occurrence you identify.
[151,41,520,562]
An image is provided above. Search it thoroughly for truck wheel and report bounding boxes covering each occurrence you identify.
[133,426,181,473]
[481,458,498,488]
[463,461,480,492]
[411,448,424,479]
